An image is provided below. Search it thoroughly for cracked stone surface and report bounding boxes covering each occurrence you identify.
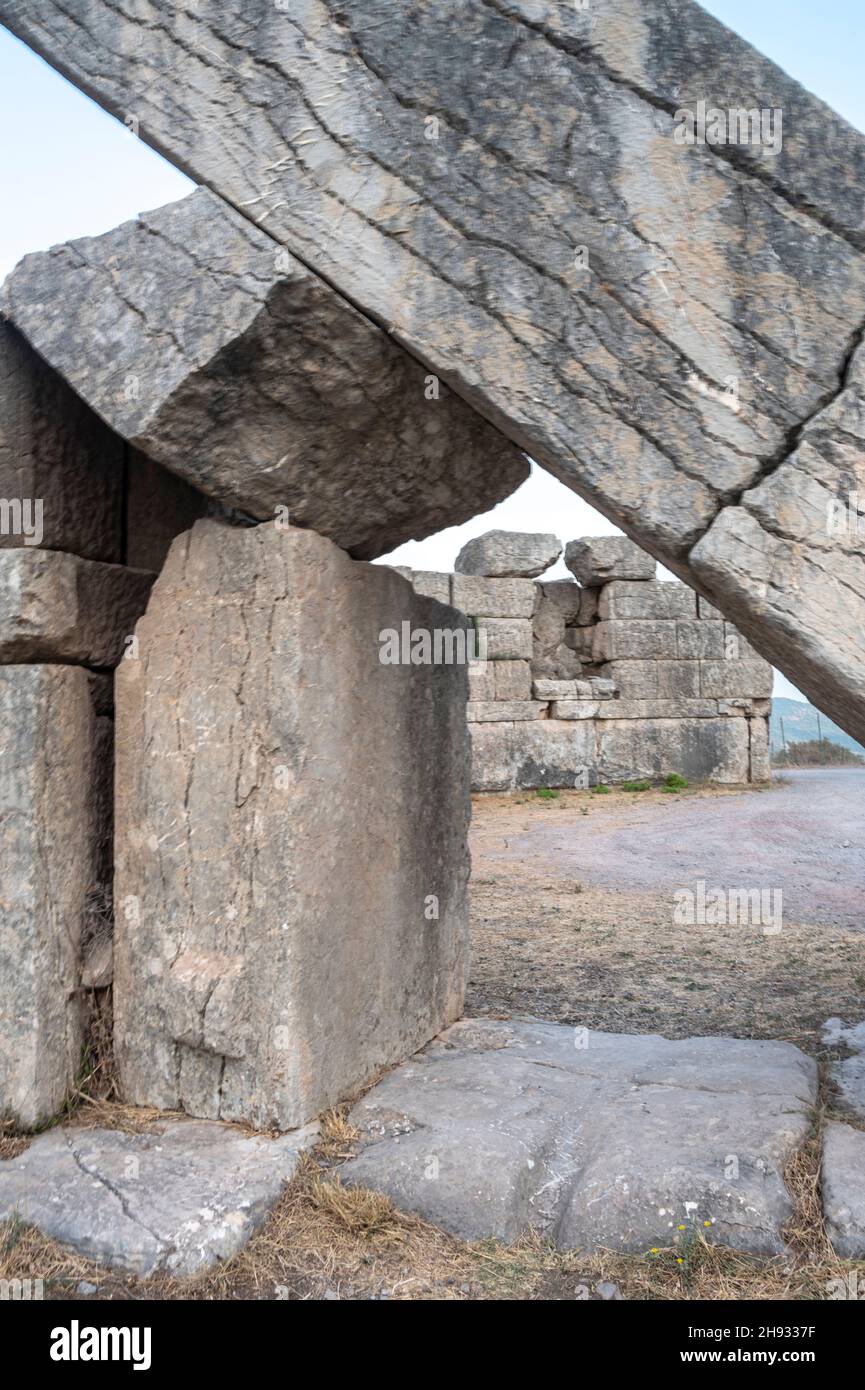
[0,666,111,1129]
[0,188,527,560]
[114,519,470,1130]
[0,1119,318,1275]
[821,1122,865,1260]
[341,1019,817,1255]
[3,2,865,737]
[822,1017,865,1121]
[0,549,155,666]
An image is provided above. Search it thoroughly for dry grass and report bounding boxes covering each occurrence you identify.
[4,1105,862,1302]
[467,791,865,1051]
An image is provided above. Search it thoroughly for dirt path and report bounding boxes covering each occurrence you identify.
[467,772,865,1049]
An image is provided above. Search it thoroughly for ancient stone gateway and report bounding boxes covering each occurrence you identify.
[1,0,865,1269]
[1,0,864,742]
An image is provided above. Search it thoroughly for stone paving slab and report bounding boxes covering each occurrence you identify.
[341,1019,817,1256]
[822,1122,865,1259]
[0,1118,318,1276]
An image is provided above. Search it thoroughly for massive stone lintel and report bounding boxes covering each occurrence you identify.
[1,190,528,560]
[2,2,865,735]
[0,666,111,1129]
[114,520,470,1130]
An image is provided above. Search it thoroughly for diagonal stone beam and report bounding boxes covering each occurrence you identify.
[2,1,865,736]
[0,188,528,559]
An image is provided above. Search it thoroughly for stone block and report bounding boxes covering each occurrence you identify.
[533,679,594,701]
[822,1122,865,1259]
[493,659,532,701]
[592,620,678,662]
[593,698,719,720]
[697,595,724,621]
[451,574,537,618]
[565,537,656,587]
[551,701,600,720]
[598,579,696,621]
[477,617,533,660]
[750,716,772,782]
[342,1020,816,1255]
[0,665,111,1128]
[2,191,529,560]
[700,659,774,699]
[724,621,763,661]
[467,663,496,701]
[471,719,594,792]
[411,570,451,604]
[0,321,123,562]
[114,520,470,1130]
[467,700,545,722]
[595,717,751,784]
[0,549,155,666]
[677,619,725,660]
[455,530,560,578]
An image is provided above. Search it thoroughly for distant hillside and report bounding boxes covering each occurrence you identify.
[770,698,865,756]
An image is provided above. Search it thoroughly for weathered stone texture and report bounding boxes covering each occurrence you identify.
[0,549,154,666]
[0,666,111,1128]
[2,191,528,561]
[470,720,594,792]
[2,0,864,738]
[455,530,560,578]
[0,1118,318,1275]
[0,321,123,562]
[451,574,537,618]
[598,579,696,621]
[342,1020,817,1254]
[822,1122,865,1259]
[596,716,751,784]
[566,538,656,587]
[476,617,534,661]
[114,520,470,1130]
[592,619,678,662]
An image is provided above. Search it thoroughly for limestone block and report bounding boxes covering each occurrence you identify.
[700,659,774,699]
[114,520,470,1131]
[822,1123,865,1259]
[451,574,536,619]
[467,663,496,701]
[677,620,725,660]
[598,579,696,621]
[0,322,123,562]
[466,700,545,723]
[0,665,111,1128]
[2,191,528,561]
[592,620,678,663]
[411,570,451,604]
[724,622,762,661]
[602,659,701,701]
[595,717,751,784]
[565,537,655,587]
[698,596,724,621]
[455,530,560,578]
[750,716,772,783]
[0,549,155,666]
[551,701,600,720]
[493,660,532,701]
[590,678,617,699]
[471,719,594,792]
[533,679,594,701]
[477,617,533,661]
[342,1020,816,1255]
[532,580,586,679]
[591,698,719,721]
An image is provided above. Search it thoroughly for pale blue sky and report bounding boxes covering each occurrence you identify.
[3,3,861,700]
